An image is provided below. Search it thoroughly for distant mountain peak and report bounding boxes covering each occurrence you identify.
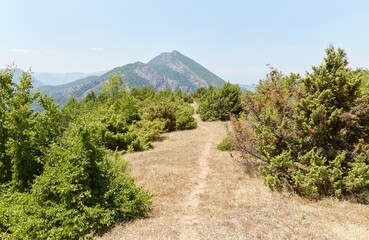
[148,50,225,91]
[38,51,226,106]
[170,50,181,54]
[154,50,183,59]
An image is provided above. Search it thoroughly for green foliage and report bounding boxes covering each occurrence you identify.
[234,46,369,201]
[141,89,197,132]
[98,73,124,102]
[0,72,155,238]
[34,95,62,161]
[0,69,60,191]
[60,79,197,153]
[0,68,13,184]
[84,90,97,103]
[198,83,242,121]
[175,106,197,130]
[60,96,83,130]
[142,96,177,131]
[130,86,155,101]
[0,124,150,239]
[217,137,232,151]
[192,86,207,99]
[0,69,198,238]
[6,71,40,190]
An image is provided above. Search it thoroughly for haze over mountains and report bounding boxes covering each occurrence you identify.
[33,70,108,86]
[38,50,227,106]
[0,68,45,88]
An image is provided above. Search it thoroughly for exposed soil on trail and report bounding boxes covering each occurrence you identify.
[96,115,369,240]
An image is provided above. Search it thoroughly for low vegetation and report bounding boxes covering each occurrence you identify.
[0,69,196,239]
[217,137,232,151]
[196,82,242,121]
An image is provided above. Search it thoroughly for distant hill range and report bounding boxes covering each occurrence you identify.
[0,68,45,88]
[38,50,226,106]
[33,70,108,85]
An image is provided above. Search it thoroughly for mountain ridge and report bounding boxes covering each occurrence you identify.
[38,51,226,106]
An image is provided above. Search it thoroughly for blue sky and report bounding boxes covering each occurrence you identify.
[1,0,369,84]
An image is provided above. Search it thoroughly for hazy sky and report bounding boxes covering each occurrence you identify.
[1,0,369,84]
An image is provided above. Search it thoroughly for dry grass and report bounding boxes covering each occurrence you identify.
[96,115,369,240]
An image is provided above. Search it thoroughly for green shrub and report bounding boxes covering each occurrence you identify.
[0,124,151,239]
[175,106,197,130]
[217,137,232,151]
[192,86,207,100]
[233,46,369,201]
[198,83,242,121]
[141,91,197,132]
[142,99,177,131]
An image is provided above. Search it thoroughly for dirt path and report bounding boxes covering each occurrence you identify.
[178,119,214,239]
[96,115,369,240]
[182,121,213,210]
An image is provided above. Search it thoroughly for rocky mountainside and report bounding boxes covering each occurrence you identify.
[148,50,225,91]
[38,51,226,106]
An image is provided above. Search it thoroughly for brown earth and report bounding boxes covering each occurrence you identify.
[96,115,369,240]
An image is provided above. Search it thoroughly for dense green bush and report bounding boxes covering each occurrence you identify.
[192,86,207,100]
[233,46,369,201]
[175,106,197,130]
[198,83,242,121]
[140,89,197,132]
[0,124,150,239]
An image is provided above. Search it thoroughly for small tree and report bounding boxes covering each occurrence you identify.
[6,71,40,191]
[0,68,14,183]
[84,91,97,103]
[98,74,124,103]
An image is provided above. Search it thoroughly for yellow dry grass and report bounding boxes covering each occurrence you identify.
[95,115,369,240]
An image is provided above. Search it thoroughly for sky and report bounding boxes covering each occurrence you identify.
[1,0,369,84]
